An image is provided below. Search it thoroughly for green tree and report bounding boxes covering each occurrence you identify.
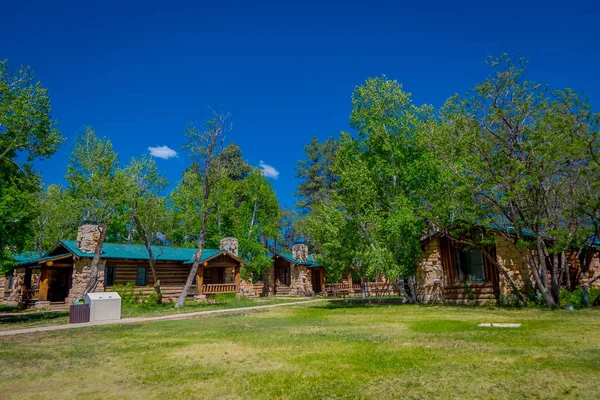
[295,136,338,213]
[66,127,128,294]
[304,76,435,300]
[175,112,231,308]
[425,56,599,308]
[0,60,64,271]
[32,184,79,254]
[171,146,279,283]
[124,155,169,302]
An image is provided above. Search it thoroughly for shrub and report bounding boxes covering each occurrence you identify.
[112,282,137,306]
[214,292,237,303]
[145,289,162,305]
[560,287,600,308]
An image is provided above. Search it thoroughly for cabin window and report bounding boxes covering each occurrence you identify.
[136,267,148,286]
[104,266,115,287]
[7,273,13,291]
[455,249,486,282]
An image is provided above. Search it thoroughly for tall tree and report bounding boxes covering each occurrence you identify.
[124,155,169,302]
[0,60,64,271]
[304,76,435,300]
[425,56,599,308]
[295,136,338,213]
[32,184,79,254]
[175,112,230,308]
[66,127,128,294]
[171,146,279,283]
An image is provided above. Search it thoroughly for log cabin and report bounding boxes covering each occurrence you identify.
[2,224,245,309]
[262,243,326,296]
[416,233,600,305]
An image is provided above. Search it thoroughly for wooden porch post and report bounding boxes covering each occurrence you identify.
[235,264,241,292]
[39,268,49,301]
[197,266,204,295]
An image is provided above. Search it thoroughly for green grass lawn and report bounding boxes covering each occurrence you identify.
[1,302,599,399]
[0,295,308,331]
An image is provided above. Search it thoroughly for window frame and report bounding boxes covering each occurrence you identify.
[454,248,486,283]
[104,266,115,287]
[136,267,148,286]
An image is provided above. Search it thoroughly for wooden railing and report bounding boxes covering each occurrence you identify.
[23,288,40,300]
[202,284,237,294]
[326,282,398,297]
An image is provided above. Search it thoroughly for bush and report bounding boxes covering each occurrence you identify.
[145,289,162,305]
[560,287,600,308]
[214,292,237,303]
[112,282,137,306]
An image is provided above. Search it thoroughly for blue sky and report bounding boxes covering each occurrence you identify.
[2,0,599,207]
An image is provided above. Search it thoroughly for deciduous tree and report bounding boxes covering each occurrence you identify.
[425,56,599,308]
[0,60,64,271]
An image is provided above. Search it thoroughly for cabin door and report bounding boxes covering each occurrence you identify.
[278,266,290,286]
[311,269,321,293]
[48,268,72,302]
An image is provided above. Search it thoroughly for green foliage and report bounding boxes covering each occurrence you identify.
[65,127,130,239]
[295,136,338,213]
[303,76,437,285]
[32,184,79,253]
[0,60,64,270]
[424,55,600,307]
[112,282,137,305]
[214,292,237,302]
[560,288,600,309]
[170,140,279,282]
[123,154,170,245]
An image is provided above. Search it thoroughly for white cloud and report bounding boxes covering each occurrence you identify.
[148,145,177,160]
[259,160,279,179]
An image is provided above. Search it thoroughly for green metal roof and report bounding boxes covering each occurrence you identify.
[59,240,230,264]
[14,251,42,266]
[277,253,322,268]
[15,241,240,266]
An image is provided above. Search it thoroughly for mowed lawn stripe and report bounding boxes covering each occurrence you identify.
[1,303,598,399]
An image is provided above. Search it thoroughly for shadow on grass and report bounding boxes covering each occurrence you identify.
[321,299,412,310]
[0,311,68,325]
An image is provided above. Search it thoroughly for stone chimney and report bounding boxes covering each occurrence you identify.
[291,243,309,263]
[76,224,101,253]
[220,237,239,257]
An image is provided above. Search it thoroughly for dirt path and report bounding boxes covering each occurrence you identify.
[0,299,325,337]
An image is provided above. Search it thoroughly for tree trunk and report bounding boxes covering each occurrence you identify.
[529,236,556,308]
[407,276,417,304]
[132,215,162,303]
[175,216,208,308]
[360,276,366,299]
[478,245,527,304]
[84,221,109,296]
[582,274,600,307]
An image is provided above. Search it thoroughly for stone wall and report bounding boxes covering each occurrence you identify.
[289,264,313,296]
[415,238,445,303]
[0,274,7,298]
[220,237,239,257]
[494,235,532,296]
[588,250,600,289]
[6,268,26,306]
[66,258,106,303]
[262,267,275,296]
[76,224,102,253]
[239,279,257,297]
[291,244,309,263]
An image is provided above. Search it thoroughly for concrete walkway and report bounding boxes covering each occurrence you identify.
[0,299,325,337]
